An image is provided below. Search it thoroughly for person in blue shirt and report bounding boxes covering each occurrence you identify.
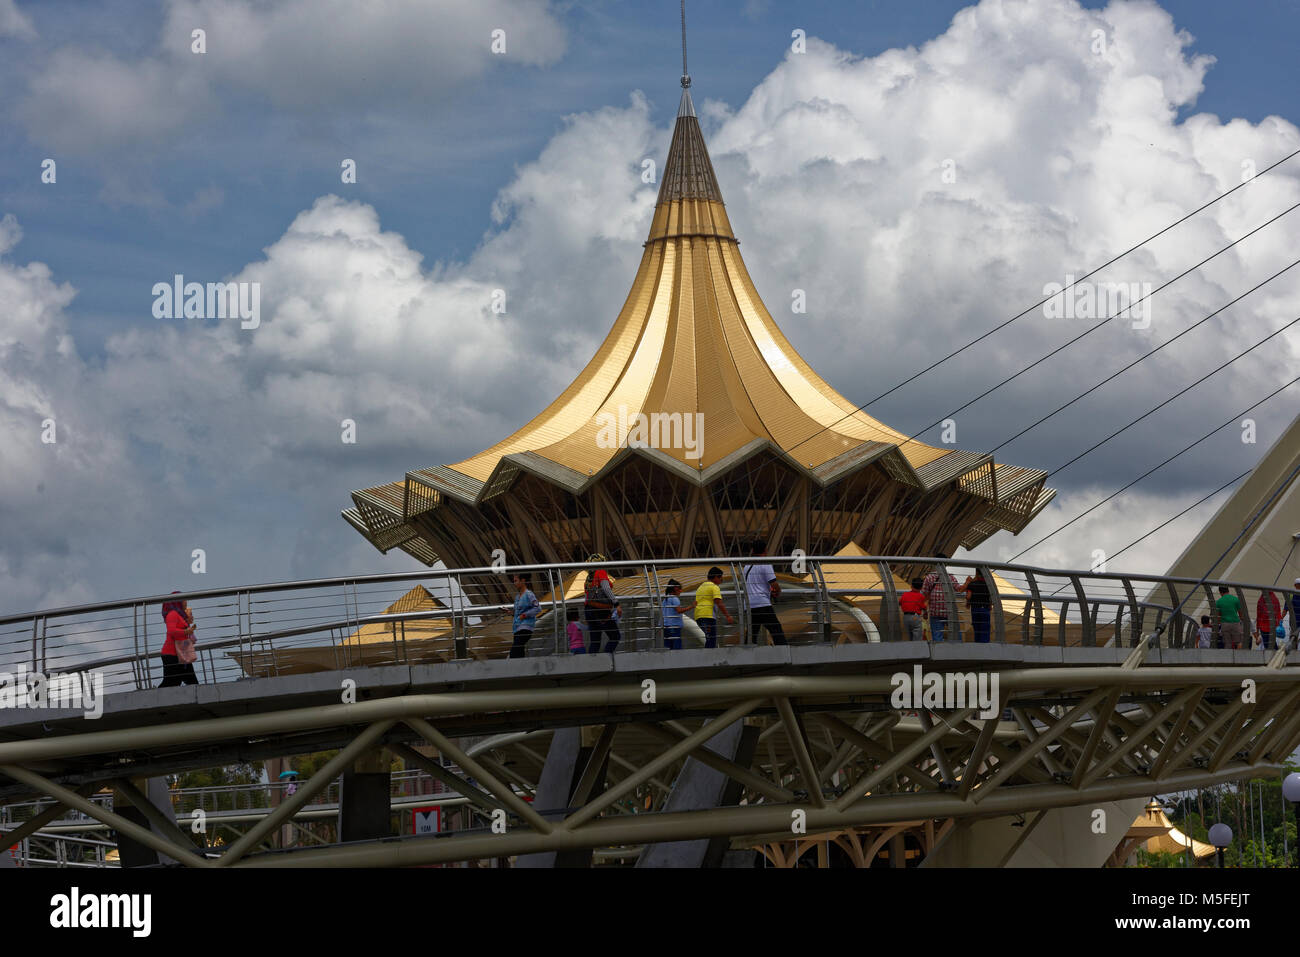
[662,579,685,650]
[510,573,541,659]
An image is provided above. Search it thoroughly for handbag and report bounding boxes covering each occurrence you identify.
[176,637,197,664]
[583,578,613,610]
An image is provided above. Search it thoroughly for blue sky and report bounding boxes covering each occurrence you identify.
[5,0,1297,357]
[1,0,1298,612]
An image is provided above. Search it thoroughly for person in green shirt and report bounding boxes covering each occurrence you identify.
[692,566,734,649]
[1215,586,1243,649]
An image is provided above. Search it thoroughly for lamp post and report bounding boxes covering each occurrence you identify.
[1209,823,1232,869]
[1283,773,1300,868]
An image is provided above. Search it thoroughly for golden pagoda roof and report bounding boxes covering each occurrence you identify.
[346,85,1054,558]
[1128,801,1216,859]
[447,90,976,487]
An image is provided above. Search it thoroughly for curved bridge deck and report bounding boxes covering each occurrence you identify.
[1,557,1296,866]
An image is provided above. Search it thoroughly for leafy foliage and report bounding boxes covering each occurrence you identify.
[1156,761,1300,868]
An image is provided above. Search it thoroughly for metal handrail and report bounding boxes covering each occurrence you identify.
[65,606,516,673]
[0,556,1294,699]
[2,554,1294,625]
[2,768,454,830]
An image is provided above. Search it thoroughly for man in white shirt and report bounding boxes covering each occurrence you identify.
[743,549,787,646]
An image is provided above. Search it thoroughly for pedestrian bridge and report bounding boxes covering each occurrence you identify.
[0,556,1296,867]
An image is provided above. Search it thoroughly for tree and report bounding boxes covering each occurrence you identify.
[1163,763,1300,868]
[170,762,267,812]
[1135,848,1185,868]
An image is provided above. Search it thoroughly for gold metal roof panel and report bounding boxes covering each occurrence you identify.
[695,437,775,485]
[990,464,1049,503]
[396,537,440,566]
[408,466,483,504]
[1024,486,1057,522]
[342,507,372,539]
[491,451,590,496]
[352,484,407,537]
[958,460,997,500]
[809,440,896,485]
[978,485,1056,537]
[343,585,450,644]
[402,476,440,521]
[915,450,993,491]
[960,518,1003,550]
[479,460,522,502]
[355,482,405,515]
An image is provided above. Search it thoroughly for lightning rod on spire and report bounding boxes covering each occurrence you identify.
[680,0,691,88]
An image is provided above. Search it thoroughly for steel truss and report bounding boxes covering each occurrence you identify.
[3,650,1298,867]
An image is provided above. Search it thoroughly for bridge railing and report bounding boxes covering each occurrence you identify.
[0,768,452,833]
[0,557,1294,698]
[162,767,447,815]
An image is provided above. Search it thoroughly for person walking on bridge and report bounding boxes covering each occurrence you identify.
[1215,586,1243,650]
[566,607,586,655]
[662,579,685,650]
[922,554,962,642]
[1195,615,1213,648]
[1289,578,1300,648]
[509,573,540,659]
[692,567,733,649]
[964,569,992,643]
[158,593,198,687]
[899,578,927,641]
[743,549,787,646]
[584,567,621,654]
[1256,590,1281,650]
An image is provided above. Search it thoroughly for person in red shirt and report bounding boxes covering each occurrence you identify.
[1257,591,1282,650]
[159,593,198,687]
[899,577,927,641]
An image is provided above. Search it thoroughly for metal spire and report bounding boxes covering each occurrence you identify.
[680,0,690,88]
[677,0,695,117]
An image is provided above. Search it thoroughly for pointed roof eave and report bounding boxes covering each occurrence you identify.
[473,435,1033,504]
[350,442,1051,558]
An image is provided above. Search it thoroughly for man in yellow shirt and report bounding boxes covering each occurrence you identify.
[693,567,734,649]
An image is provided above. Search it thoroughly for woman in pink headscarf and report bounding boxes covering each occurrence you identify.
[159,592,199,687]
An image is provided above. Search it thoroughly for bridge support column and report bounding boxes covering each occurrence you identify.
[338,749,392,844]
[114,777,181,867]
[636,721,760,868]
[516,727,610,868]
[888,831,907,868]
[919,798,1147,867]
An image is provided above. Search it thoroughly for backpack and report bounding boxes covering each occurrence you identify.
[584,575,612,609]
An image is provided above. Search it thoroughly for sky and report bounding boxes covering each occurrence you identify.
[1,0,1298,615]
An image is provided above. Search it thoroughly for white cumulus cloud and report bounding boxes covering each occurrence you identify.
[17,0,567,152]
[3,0,1299,614]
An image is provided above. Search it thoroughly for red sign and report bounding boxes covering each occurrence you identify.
[412,806,442,835]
